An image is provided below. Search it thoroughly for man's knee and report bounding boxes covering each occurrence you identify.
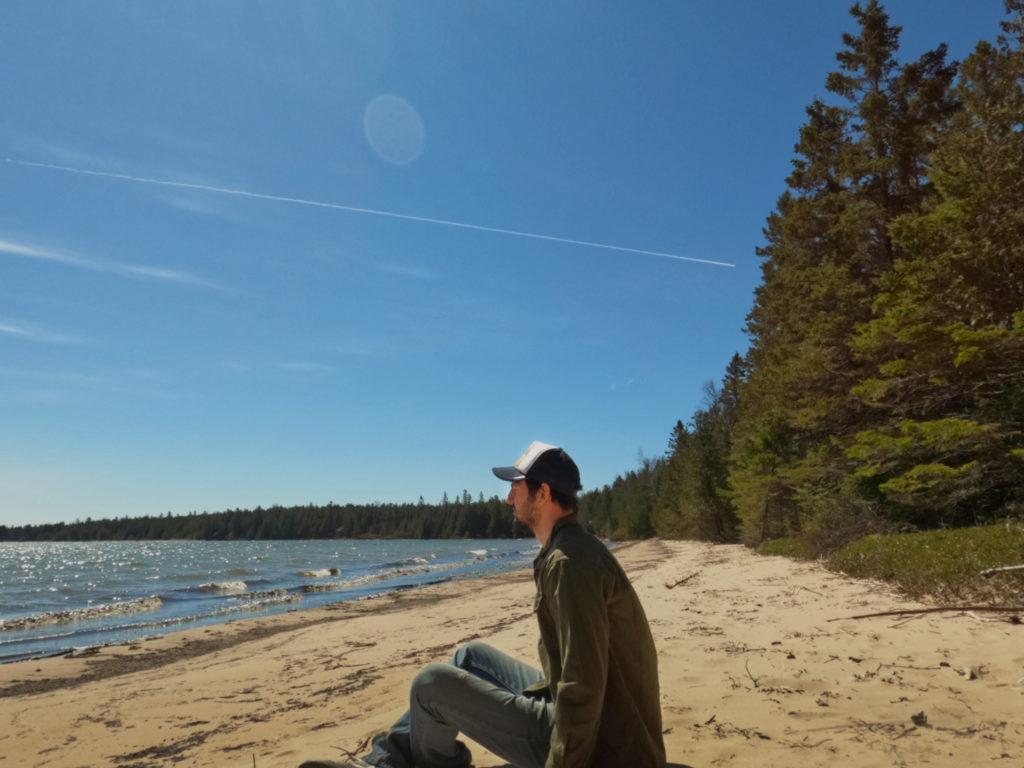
[452,640,493,670]
[411,661,464,707]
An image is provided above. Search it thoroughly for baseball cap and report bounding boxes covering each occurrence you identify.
[492,441,582,496]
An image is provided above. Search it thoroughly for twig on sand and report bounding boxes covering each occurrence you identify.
[744,659,761,689]
[981,564,1024,577]
[666,572,700,589]
[965,611,1000,623]
[829,606,1024,622]
[890,613,927,628]
[788,737,832,749]
[333,734,375,761]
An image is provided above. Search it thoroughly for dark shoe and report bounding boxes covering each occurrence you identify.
[298,758,375,768]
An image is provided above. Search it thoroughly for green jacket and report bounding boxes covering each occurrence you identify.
[531,514,665,768]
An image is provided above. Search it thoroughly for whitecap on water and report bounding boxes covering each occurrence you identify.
[195,581,247,593]
[0,596,164,632]
[299,568,340,577]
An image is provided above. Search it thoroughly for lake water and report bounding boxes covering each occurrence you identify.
[0,538,538,663]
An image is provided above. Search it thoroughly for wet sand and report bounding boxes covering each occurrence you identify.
[1,539,1021,767]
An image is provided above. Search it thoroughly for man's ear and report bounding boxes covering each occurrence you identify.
[538,482,552,504]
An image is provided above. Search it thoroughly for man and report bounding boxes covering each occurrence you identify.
[301,441,665,768]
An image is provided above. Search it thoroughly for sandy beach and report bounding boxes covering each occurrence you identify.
[1,539,1021,768]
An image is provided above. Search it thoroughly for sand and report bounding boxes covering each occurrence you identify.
[1,539,1021,768]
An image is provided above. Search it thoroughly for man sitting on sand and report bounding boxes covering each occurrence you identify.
[301,441,665,768]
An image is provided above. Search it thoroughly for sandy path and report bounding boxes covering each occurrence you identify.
[0,539,1021,767]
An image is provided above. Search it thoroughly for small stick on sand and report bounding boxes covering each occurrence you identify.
[666,572,700,589]
[965,611,999,623]
[744,659,760,689]
[829,606,1024,622]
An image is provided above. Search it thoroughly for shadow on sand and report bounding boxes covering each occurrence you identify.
[492,764,692,768]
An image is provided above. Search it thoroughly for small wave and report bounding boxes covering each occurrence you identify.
[244,593,296,606]
[195,581,247,593]
[300,568,410,594]
[0,591,300,643]
[222,593,301,612]
[299,567,340,577]
[181,592,300,617]
[393,564,433,577]
[384,556,431,568]
[300,561,459,594]
[0,596,163,632]
[467,549,488,558]
[301,581,347,593]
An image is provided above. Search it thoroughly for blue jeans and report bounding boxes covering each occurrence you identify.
[365,641,554,768]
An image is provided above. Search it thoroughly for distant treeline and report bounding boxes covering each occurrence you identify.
[0,493,530,542]
[582,1,1024,553]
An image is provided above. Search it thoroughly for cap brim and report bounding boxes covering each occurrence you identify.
[492,465,526,482]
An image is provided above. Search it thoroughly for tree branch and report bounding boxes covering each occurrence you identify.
[665,572,700,589]
[829,606,1024,621]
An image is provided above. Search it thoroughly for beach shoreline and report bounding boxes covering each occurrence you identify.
[1,539,1021,767]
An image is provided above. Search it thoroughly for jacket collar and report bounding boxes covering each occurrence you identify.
[535,512,581,565]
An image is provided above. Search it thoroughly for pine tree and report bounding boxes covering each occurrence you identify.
[731,0,957,546]
[847,1,1024,525]
[652,421,690,537]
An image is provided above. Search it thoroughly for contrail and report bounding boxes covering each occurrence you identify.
[5,158,735,268]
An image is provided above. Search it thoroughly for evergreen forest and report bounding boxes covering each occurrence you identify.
[3,2,1022,548]
[0,492,528,541]
[583,1,1024,554]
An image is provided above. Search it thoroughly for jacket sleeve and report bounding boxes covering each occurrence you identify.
[544,555,609,768]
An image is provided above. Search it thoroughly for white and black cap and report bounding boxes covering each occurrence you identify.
[492,441,582,496]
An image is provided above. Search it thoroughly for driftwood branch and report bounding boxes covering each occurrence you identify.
[829,606,1024,622]
[666,572,700,589]
[981,564,1024,577]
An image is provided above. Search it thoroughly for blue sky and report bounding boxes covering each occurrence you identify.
[0,1,1008,525]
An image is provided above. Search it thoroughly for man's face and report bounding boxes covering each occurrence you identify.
[506,479,538,529]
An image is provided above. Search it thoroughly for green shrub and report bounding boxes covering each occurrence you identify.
[828,521,1024,603]
[757,537,807,559]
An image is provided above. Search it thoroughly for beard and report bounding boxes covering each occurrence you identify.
[514,499,538,529]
